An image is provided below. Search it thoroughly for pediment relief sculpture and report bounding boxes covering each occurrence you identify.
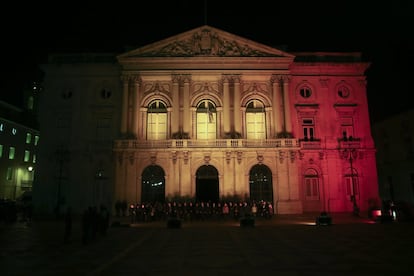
[123,26,289,58]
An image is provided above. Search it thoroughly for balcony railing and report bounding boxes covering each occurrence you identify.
[300,140,322,149]
[113,138,300,149]
[339,140,361,149]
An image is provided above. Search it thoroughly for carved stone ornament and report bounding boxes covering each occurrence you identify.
[171,151,177,164]
[142,28,279,57]
[319,151,325,160]
[278,150,285,164]
[143,82,170,94]
[204,154,211,165]
[183,151,189,164]
[150,153,157,165]
[237,151,243,164]
[225,151,232,164]
[290,150,296,163]
[257,153,264,164]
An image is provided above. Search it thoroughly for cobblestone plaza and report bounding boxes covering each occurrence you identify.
[1,213,413,275]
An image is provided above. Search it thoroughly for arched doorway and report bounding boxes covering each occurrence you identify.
[196,165,219,202]
[249,164,273,203]
[141,165,165,203]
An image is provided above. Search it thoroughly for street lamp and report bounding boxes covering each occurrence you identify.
[342,148,359,216]
[95,169,105,207]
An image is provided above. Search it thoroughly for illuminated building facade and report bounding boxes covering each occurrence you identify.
[0,84,40,200]
[35,26,379,215]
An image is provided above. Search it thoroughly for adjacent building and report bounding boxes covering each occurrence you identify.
[0,83,40,200]
[372,109,414,205]
[35,25,380,215]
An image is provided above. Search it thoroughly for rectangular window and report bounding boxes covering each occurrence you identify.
[196,113,216,139]
[9,147,15,160]
[340,117,354,139]
[34,135,40,146]
[305,177,319,200]
[302,118,315,140]
[0,144,3,158]
[24,150,30,162]
[33,154,36,163]
[246,113,266,139]
[6,167,13,180]
[147,113,167,140]
[26,133,32,144]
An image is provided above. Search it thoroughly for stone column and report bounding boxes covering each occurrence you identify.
[190,107,197,138]
[222,76,230,134]
[216,107,223,138]
[240,107,246,137]
[183,76,191,134]
[121,76,129,135]
[141,107,148,139]
[272,75,283,135]
[167,107,173,139]
[282,76,292,133]
[265,108,272,139]
[131,77,141,139]
[233,76,241,135]
[172,75,180,135]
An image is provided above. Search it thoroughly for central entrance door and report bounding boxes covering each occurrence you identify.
[141,165,165,203]
[196,165,219,202]
[249,164,273,203]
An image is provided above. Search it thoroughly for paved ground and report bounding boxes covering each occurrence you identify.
[1,213,413,275]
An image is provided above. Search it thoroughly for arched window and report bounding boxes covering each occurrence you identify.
[338,85,350,98]
[142,165,165,203]
[147,100,167,140]
[300,86,312,98]
[304,169,320,200]
[249,164,273,203]
[246,100,266,139]
[196,100,216,139]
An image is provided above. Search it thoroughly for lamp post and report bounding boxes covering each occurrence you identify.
[342,148,359,216]
[94,169,106,208]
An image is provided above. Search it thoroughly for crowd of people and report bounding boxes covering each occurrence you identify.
[79,205,110,245]
[125,200,274,223]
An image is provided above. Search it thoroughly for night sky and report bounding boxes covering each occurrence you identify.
[2,0,413,123]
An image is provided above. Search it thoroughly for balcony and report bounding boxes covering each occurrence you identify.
[339,140,361,149]
[300,140,322,149]
[113,138,300,150]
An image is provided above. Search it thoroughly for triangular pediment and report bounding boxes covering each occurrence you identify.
[118,25,294,59]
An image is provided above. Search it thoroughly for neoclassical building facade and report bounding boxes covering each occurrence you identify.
[35,26,379,215]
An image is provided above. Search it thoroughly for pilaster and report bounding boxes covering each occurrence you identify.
[222,76,231,134]
[282,76,292,133]
[121,75,129,135]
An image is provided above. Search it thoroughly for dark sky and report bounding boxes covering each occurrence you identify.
[2,0,413,123]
